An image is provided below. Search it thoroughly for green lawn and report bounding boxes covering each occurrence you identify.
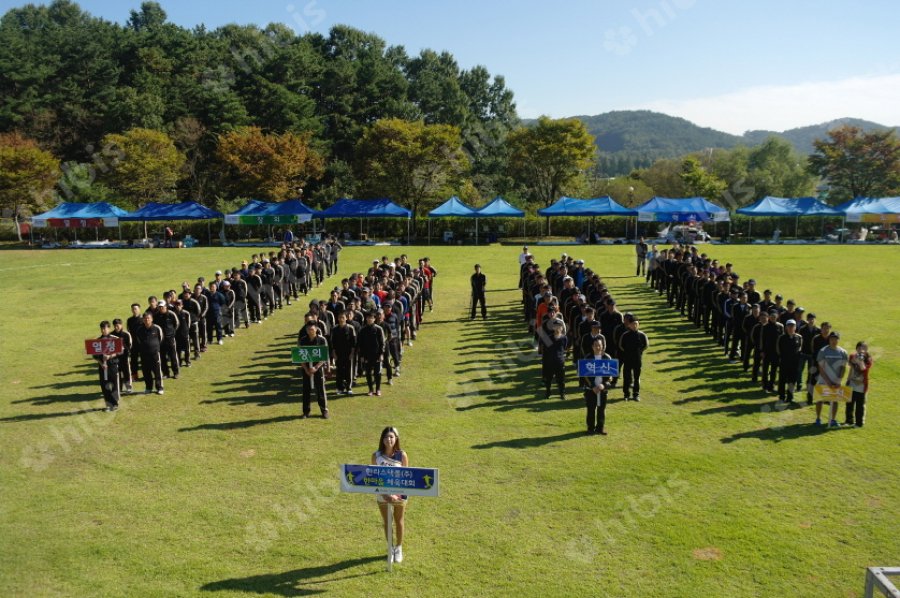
[1,244,898,597]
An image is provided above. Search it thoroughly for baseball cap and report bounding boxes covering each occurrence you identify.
[748,279,756,284]
[768,310,778,316]
[785,319,796,326]
[828,331,840,339]
[807,312,816,318]
[795,307,805,313]
[590,321,601,328]
[215,270,222,275]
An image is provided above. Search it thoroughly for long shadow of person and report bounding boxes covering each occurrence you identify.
[199,556,381,596]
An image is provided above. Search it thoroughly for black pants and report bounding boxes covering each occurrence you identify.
[584,388,608,432]
[778,361,799,400]
[261,285,274,315]
[471,292,486,319]
[140,352,163,391]
[762,354,778,389]
[129,349,141,381]
[363,358,382,392]
[542,361,565,398]
[99,364,120,408]
[751,349,762,383]
[636,257,645,276]
[729,330,742,359]
[189,324,201,358]
[161,338,179,377]
[301,367,327,415]
[335,354,353,392]
[621,359,642,398]
[248,295,261,322]
[206,313,222,342]
[845,391,866,426]
[387,338,402,369]
[176,335,191,367]
[197,315,207,349]
[222,308,235,335]
[118,355,132,389]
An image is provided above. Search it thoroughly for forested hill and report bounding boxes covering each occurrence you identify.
[527,110,897,175]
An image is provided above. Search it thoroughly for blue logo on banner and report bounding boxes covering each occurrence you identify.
[578,359,619,377]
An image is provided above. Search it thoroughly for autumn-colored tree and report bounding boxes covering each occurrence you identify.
[0,132,60,240]
[355,118,469,227]
[506,116,596,208]
[216,127,325,201]
[100,127,185,207]
[808,125,900,201]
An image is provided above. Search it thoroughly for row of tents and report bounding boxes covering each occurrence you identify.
[30,195,900,236]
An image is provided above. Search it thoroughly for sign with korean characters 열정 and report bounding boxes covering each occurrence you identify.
[292,345,329,364]
[577,358,620,377]
[340,464,439,498]
[85,337,123,356]
[813,384,853,403]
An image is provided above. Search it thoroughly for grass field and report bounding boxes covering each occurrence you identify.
[1,244,898,597]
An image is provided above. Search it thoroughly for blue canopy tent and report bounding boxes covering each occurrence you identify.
[635,196,730,240]
[319,198,412,243]
[427,196,478,244]
[736,196,842,238]
[834,197,900,242]
[120,201,224,245]
[32,201,130,241]
[537,196,637,237]
[473,196,525,244]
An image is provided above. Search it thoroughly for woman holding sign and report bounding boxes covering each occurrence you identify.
[372,426,408,564]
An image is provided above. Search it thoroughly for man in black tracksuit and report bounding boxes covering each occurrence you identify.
[126,303,143,383]
[174,300,192,368]
[182,290,202,360]
[155,302,180,379]
[260,260,276,317]
[247,266,262,324]
[618,317,649,401]
[541,323,568,400]
[358,311,386,396]
[193,283,209,352]
[777,319,802,403]
[330,312,357,395]
[94,321,122,411]
[760,310,784,393]
[135,313,164,394]
[298,321,329,418]
[728,292,750,362]
[231,271,249,329]
[470,264,487,320]
[111,318,133,394]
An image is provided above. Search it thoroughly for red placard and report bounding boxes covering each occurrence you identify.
[49,218,104,228]
[85,337,123,356]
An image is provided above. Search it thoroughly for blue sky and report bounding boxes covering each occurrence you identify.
[6,0,900,133]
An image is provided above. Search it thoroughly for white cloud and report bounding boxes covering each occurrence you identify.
[635,74,900,134]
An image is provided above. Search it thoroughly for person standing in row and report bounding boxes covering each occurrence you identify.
[331,311,357,395]
[298,321,329,419]
[618,316,649,402]
[110,318,133,394]
[776,319,802,403]
[126,303,143,382]
[94,321,122,411]
[470,264,487,320]
[815,331,848,428]
[173,300,192,368]
[359,311,386,396]
[540,321,568,400]
[584,338,612,435]
[135,312,164,395]
[844,341,872,428]
[155,302,180,379]
[635,237,648,277]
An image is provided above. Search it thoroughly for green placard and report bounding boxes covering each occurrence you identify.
[292,345,329,363]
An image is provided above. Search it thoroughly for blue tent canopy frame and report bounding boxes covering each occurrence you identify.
[119,201,223,221]
[635,197,730,223]
[319,198,411,243]
[538,196,638,238]
[32,201,131,241]
[736,196,842,237]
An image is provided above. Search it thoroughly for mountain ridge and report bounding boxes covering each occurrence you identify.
[523,110,897,175]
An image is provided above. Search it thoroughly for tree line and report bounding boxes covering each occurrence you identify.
[1,1,898,240]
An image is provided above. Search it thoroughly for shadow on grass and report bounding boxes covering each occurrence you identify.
[0,406,106,422]
[179,414,303,432]
[721,422,829,443]
[472,430,585,449]
[200,555,381,596]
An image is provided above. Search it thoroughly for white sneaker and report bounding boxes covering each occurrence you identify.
[393,545,403,563]
[218,340,224,345]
